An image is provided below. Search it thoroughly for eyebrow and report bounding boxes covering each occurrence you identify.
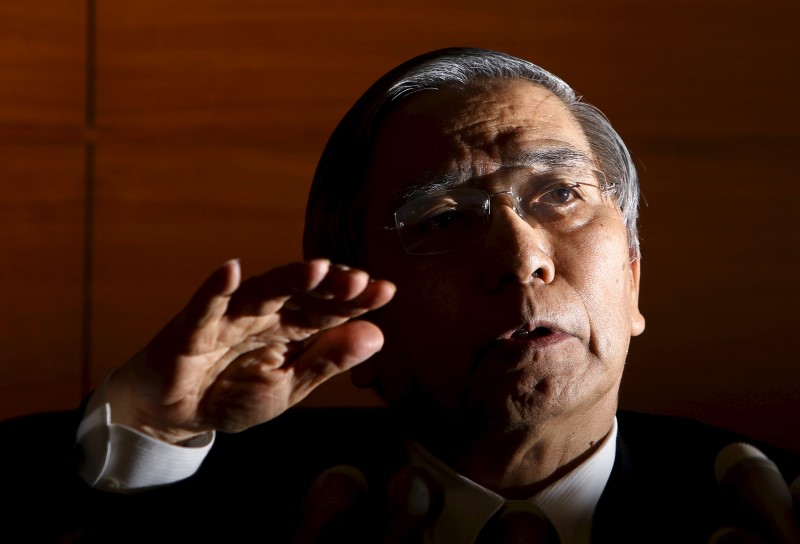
[393,146,592,205]
[503,147,592,169]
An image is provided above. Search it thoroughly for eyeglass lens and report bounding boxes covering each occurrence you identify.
[393,166,611,255]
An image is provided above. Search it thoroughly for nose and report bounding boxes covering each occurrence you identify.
[481,196,555,291]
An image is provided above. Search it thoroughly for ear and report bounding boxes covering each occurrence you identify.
[629,255,645,337]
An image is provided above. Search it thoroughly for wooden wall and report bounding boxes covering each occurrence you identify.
[0,1,86,416]
[1,0,798,452]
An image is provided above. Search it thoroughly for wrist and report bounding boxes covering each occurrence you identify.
[105,368,209,445]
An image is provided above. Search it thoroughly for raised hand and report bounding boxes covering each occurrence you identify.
[103,259,395,444]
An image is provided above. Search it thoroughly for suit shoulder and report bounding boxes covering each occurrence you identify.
[615,410,800,480]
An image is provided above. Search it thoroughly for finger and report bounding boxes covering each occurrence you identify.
[203,320,385,428]
[288,320,385,399]
[237,315,386,376]
[286,276,396,312]
[276,279,396,333]
[227,259,332,316]
[305,264,369,301]
[154,259,242,347]
[229,261,395,318]
[181,259,241,324]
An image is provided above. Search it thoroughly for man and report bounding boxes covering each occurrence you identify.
[10,48,797,542]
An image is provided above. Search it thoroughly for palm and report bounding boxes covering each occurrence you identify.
[109,260,395,442]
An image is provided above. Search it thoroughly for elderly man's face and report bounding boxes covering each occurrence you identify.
[357,79,645,436]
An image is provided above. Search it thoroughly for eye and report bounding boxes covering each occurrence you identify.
[548,186,574,203]
[540,183,583,205]
[417,209,464,232]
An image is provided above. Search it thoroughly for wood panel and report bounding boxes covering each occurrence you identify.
[90,141,309,372]
[624,137,800,451]
[92,0,799,450]
[0,2,86,418]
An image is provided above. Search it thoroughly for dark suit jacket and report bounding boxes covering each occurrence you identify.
[3,408,799,543]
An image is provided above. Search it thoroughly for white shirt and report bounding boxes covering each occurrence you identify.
[76,388,616,543]
[407,421,617,544]
[76,385,213,492]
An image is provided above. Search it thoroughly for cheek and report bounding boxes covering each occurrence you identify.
[568,222,635,353]
[375,254,473,322]
[367,258,478,395]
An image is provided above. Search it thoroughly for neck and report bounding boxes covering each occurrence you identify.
[456,419,611,498]
[399,399,617,498]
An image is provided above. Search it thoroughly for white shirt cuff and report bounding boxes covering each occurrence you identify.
[76,383,214,493]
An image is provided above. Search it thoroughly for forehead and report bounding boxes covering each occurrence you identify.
[366,79,593,208]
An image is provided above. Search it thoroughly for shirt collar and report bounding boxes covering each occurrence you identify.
[406,417,618,544]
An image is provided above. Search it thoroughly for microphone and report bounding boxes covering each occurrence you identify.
[384,465,443,543]
[715,443,800,544]
[292,465,369,544]
[708,526,768,544]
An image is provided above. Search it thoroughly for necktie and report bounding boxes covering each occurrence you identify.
[476,500,560,544]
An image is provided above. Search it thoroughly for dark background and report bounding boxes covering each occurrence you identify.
[1,0,797,452]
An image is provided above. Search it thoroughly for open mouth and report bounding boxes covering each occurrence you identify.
[510,326,552,339]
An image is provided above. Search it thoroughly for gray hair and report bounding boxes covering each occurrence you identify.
[303,47,640,263]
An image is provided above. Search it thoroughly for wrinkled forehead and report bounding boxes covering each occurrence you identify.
[365,79,595,209]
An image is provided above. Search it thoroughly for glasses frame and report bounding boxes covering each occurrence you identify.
[381,168,617,256]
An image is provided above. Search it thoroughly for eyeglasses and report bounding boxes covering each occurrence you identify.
[383,166,617,255]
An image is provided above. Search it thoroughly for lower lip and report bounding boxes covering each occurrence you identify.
[503,330,572,349]
[478,331,575,373]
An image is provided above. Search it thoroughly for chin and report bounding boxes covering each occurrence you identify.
[390,381,540,440]
[472,390,559,432]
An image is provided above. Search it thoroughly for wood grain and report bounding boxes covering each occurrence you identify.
[1,0,797,451]
[0,3,86,418]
